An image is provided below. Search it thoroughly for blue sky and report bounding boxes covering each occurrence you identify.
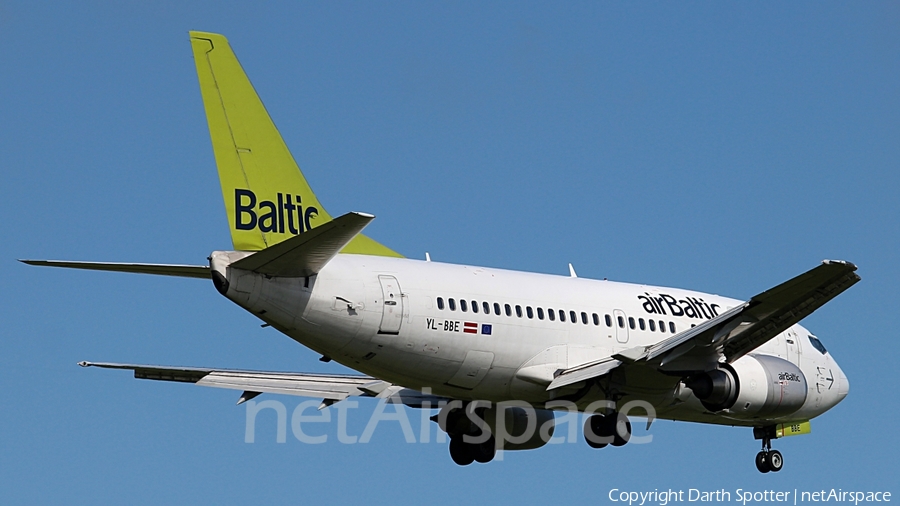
[2,2,898,504]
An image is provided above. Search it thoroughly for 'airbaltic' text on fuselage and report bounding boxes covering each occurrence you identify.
[638,292,721,320]
[234,189,318,234]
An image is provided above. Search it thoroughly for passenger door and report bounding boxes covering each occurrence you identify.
[377,275,403,335]
[785,327,802,365]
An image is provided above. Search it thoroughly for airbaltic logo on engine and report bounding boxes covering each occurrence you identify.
[234,189,319,234]
[637,293,721,320]
[778,372,801,382]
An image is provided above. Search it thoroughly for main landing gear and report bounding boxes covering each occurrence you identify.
[583,411,631,449]
[753,427,783,473]
[449,434,496,466]
[440,405,497,466]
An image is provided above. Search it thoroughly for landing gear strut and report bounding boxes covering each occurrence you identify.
[584,411,631,449]
[753,428,783,473]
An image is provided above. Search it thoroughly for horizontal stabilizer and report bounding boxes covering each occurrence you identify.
[230,211,375,277]
[79,361,448,407]
[20,260,209,279]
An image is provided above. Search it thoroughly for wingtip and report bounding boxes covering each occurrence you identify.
[823,259,858,271]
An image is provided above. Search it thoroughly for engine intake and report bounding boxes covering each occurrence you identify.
[686,368,737,411]
[686,355,808,419]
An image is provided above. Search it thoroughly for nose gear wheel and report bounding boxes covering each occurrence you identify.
[754,431,783,473]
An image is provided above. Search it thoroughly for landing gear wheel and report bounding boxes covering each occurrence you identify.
[753,428,785,473]
[584,414,609,449]
[765,450,783,472]
[449,437,474,466]
[471,435,496,463]
[755,451,770,473]
[611,415,632,447]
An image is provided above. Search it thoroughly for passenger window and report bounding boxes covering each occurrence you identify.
[526,306,534,319]
[605,314,612,327]
[659,320,666,333]
[449,298,456,311]
[537,307,544,320]
[437,297,444,310]
[548,309,556,321]
[460,299,468,312]
[649,320,656,331]
[505,304,512,317]
[639,318,645,330]
[581,312,588,325]
[559,310,566,322]
[669,322,676,333]
[516,305,523,318]
[471,301,478,313]
[628,317,635,330]
[494,302,501,315]
[592,313,600,326]
[570,311,577,323]
[617,316,624,328]
[483,301,490,314]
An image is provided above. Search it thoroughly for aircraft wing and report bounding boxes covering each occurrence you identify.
[549,260,859,390]
[80,361,447,408]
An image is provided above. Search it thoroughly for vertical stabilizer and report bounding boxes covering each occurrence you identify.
[189,31,400,256]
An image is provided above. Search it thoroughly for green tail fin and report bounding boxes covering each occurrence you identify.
[189,31,401,257]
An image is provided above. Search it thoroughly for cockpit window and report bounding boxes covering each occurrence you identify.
[808,335,827,355]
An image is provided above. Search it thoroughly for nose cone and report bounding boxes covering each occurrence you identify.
[822,355,849,410]
[835,361,849,403]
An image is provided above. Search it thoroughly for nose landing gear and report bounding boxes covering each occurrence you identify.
[753,427,783,473]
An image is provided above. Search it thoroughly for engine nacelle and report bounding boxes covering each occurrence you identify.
[686,354,808,419]
[438,402,555,450]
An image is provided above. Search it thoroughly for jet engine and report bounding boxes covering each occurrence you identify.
[685,354,808,419]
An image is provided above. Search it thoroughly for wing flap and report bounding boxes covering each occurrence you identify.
[547,357,621,390]
[196,370,387,400]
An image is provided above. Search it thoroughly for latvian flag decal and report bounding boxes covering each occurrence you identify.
[464,322,492,335]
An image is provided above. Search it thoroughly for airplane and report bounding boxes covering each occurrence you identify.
[22,31,858,473]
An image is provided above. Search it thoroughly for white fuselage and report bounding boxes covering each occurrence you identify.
[212,252,848,427]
